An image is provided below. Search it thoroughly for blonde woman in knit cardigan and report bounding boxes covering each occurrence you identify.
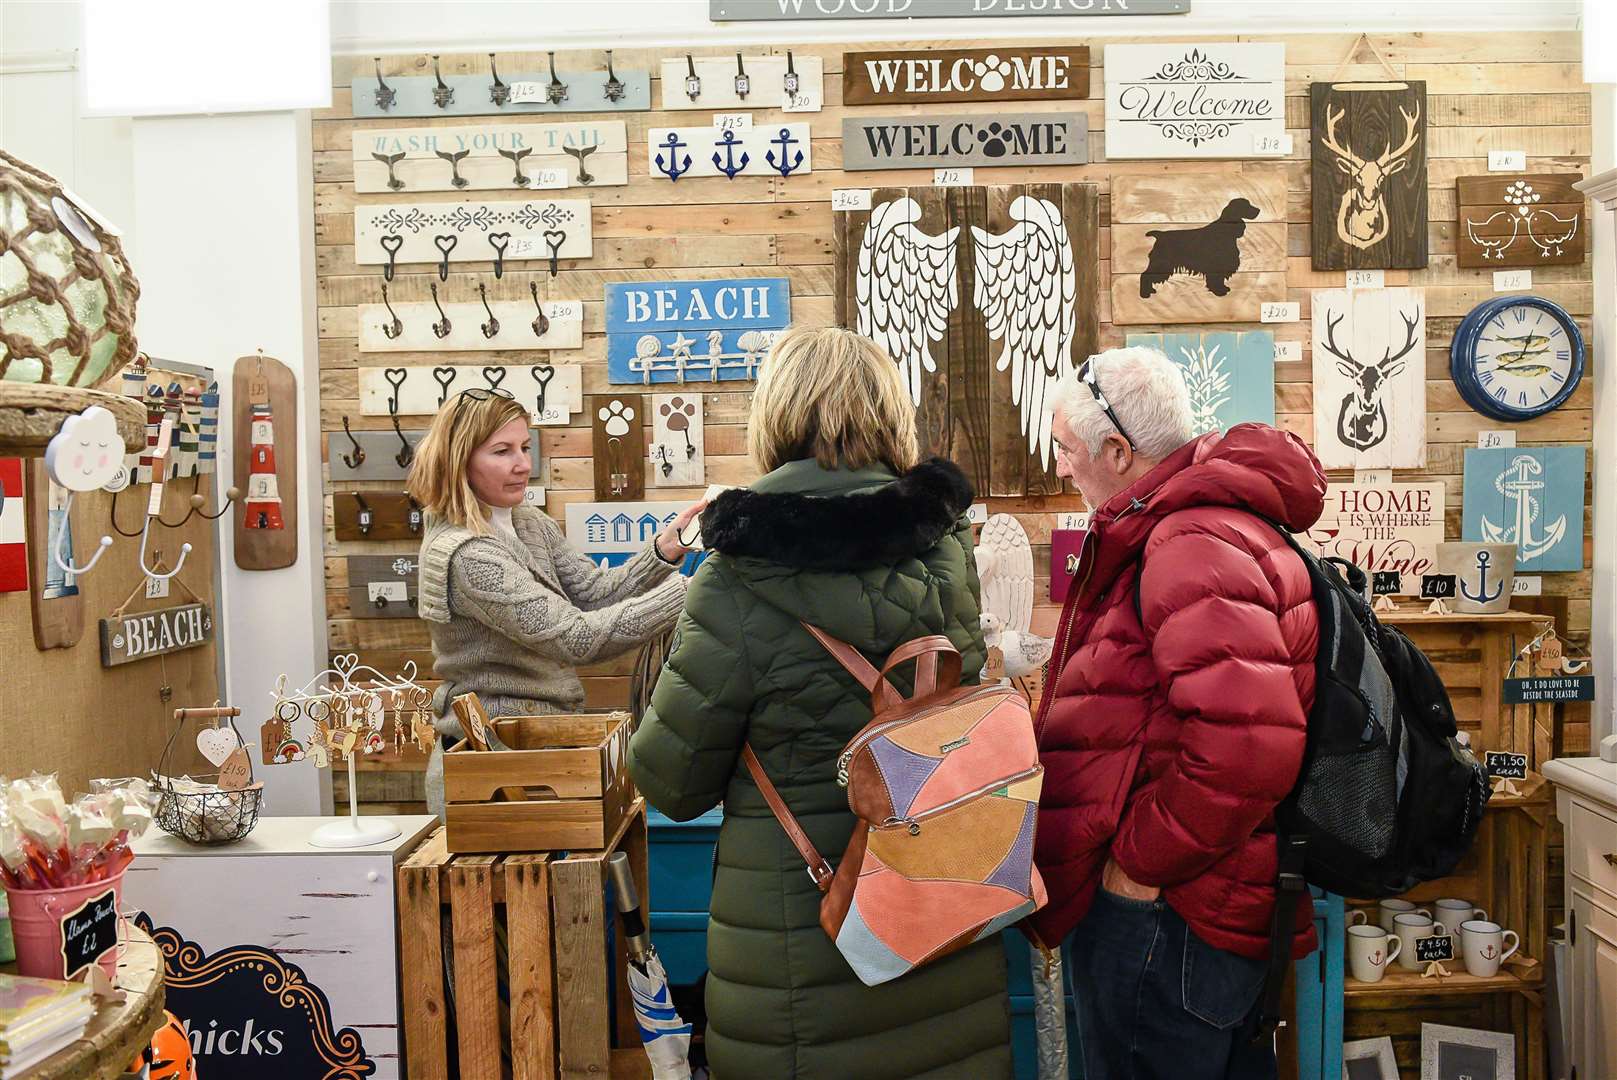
[408,389,703,816]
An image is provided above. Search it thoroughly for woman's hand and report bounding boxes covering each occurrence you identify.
[656,499,709,564]
[1101,857,1161,902]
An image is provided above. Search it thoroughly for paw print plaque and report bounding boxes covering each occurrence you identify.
[651,393,705,488]
[591,394,645,501]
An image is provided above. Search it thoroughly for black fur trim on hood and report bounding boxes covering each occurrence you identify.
[701,458,975,570]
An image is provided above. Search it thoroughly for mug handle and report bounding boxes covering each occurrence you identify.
[1432,922,1447,938]
[1415,908,1433,921]
[1384,935,1402,965]
[1475,907,1489,922]
[1348,910,1369,926]
[1500,930,1520,962]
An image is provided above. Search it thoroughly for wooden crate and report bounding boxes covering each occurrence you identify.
[444,712,633,854]
[398,801,653,1080]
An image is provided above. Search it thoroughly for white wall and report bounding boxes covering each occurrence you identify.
[1589,83,1615,746]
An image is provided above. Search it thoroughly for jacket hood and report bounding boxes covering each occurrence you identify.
[1077,423,1327,605]
[701,457,974,571]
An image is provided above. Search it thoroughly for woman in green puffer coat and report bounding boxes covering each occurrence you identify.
[628,326,1012,1080]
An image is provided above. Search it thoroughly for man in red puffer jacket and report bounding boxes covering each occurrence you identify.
[1028,346,1326,1080]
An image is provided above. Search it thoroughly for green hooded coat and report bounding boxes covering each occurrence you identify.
[628,458,1012,1080]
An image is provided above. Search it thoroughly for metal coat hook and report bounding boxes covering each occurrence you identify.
[684,55,702,101]
[713,129,749,178]
[532,364,556,416]
[433,233,457,281]
[499,147,532,187]
[546,51,568,105]
[488,232,510,279]
[373,58,396,111]
[431,55,454,109]
[372,151,406,191]
[603,50,626,102]
[734,53,751,99]
[383,366,407,415]
[340,415,366,469]
[479,283,500,339]
[430,283,452,339]
[767,128,805,177]
[483,366,507,392]
[407,495,424,535]
[380,235,403,282]
[391,413,414,468]
[783,50,800,97]
[545,229,565,279]
[380,283,403,339]
[433,365,457,404]
[436,148,470,189]
[51,492,113,581]
[134,413,191,581]
[654,132,692,181]
[139,528,193,583]
[489,53,509,106]
[530,282,550,338]
[563,144,596,185]
[353,493,374,536]
[109,466,239,536]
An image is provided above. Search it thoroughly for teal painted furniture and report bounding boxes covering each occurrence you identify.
[1291,890,1346,1080]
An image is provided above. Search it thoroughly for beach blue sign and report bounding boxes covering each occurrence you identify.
[606,278,790,384]
[1126,330,1276,436]
[1462,446,1585,572]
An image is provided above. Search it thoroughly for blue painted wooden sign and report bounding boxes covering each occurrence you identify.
[1125,330,1276,436]
[606,278,791,384]
[1462,446,1585,572]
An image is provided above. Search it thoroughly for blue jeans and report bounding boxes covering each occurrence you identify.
[1065,888,1277,1080]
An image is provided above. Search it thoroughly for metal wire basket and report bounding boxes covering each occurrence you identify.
[153,707,262,845]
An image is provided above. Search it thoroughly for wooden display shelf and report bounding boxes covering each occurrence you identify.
[1346,960,1542,998]
[0,381,145,458]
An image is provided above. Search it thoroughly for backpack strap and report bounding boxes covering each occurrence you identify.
[1252,833,1310,1042]
[741,745,835,892]
[799,622,962,712]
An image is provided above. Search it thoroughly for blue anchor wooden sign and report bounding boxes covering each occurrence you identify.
[648,124,814,181]
[1462,445,1585,571]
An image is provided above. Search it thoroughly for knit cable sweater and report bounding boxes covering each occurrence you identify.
[417,505,687,815]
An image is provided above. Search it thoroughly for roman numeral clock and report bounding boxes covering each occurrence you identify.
[1450,295,1584,421]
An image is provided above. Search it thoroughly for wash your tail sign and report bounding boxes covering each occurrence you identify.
[710,0,1189,20]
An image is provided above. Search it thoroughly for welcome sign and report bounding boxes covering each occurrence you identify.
[1104,43,1285,159]
[841,113,1089,170]
[843,46,1090,105]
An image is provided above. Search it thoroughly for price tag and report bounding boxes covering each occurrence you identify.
[59,887,118,979]
[1346,269,1384,290]
[1415,934,1455,963]
[144,576,170,600]
[1251,132,1294,156]
[1488,149,1527,171]
[1512,575,1542,596]
[1355,469,1392,486]
[531,167,568,190]
[1260,302,1300,324]
[782,92,818,113]
[832,188,873,212]
[1483,750,1529,780]
[1477,430,1516,449]
[1372,571,1403,596]
[1056,512,1090,531]
[1274,340,1302,363]
[523,485,547,507]
[508,81,546,104]
[1420,574,1457,600]
[713,112,753,130]
[368,581,408,604]
[508,237,547,258]
[966,502,989,525]
[934,167,975,187]
[1494,269,1532,292]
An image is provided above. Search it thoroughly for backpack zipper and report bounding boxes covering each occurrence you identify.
[876,765,1043,835]
[835,683,1011,787]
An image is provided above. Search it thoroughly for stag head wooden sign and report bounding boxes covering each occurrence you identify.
[1310,82,1429,270]
[1311,287,1427,469]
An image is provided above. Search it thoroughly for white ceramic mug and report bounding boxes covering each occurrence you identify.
[1347,924,1402,983]
[1460,919,1520,977]
[1393,912,1447,971]
[1435,898,1487,926]
[1379,898,1432,933]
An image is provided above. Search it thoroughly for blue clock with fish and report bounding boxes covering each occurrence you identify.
[1450,295,1584,421]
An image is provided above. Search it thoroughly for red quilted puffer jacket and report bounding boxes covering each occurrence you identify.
[1028,424,1326,961]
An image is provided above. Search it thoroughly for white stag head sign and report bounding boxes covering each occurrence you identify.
[1318,100,1421,251]
[1311,288,1427,470]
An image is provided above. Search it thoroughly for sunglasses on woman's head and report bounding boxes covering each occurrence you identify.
[1079,359,1136,452]
[457,387,515,402]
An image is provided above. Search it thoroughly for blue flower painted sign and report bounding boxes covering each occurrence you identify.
[1462,446,1585,572]
[606,278,791,384]
[1125,330,1276,436]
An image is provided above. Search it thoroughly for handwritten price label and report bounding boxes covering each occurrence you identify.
[831,188,873,212]
[1346,269,1384,290]
[1494,269,1532,292]
[1056,512,1090,531]
[368,581,408,604]
[531,167,568,190]
[543,300,583,320]
[782,92,818,112]
[1251,132,1294,156]
[1260,302,1300,324]
[1512,575,1542,596]
[713,112,753,130]
[1488,149,1527,171]
[933,167,975,187]
[508,82,547,104]
[1478,430,1517,449]
[144,576,169,600]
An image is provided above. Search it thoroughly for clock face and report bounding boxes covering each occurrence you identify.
[1452,296,1584,421]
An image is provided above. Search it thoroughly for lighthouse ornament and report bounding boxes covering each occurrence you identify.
[233,352,299,570]
[242,400,285,531]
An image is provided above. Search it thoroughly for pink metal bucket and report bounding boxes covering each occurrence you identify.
[2,870,126,982]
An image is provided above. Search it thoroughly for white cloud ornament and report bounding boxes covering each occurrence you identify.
[46,406,125,492]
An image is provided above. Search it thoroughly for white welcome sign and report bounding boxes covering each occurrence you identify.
[1104,43,1286,159]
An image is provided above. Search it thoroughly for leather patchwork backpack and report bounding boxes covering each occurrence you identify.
[743,623,1047,986]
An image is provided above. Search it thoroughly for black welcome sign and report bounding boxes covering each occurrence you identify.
[135,915,375,1079]
[1416,933,1454,963]
[1484,751,1529,780]
[60,886,118,978]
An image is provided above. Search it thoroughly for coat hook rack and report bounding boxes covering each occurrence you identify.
[340,415,366,469]
[734,53,751,99]
[431,55,454,109]
[430,282,452,339]
[111,473,237,535]
[546,51,568,104]
[135,414,194,582]
[479,283,500,339]
[372,150,406,191]
[488,52,509,106]
[373,58,396,110]
[684,55,702,101]
[380,282,404,339]
[436,148,470,189]
[530,282,551,338]
[603,50,626,102]
[499,147,532,188]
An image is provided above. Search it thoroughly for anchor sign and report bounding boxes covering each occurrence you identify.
[1460,549,1504,605]
[1480,453,1566,563]
[655,132,692,181]
[767,127,805,177]
[712,129,750,178]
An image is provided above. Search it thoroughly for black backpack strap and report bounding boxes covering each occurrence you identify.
[1252,833,1309,1042]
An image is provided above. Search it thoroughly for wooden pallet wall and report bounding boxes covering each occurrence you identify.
[313,33,1595,772]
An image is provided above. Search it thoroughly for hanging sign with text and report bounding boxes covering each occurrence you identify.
[1303,482,1445,594]
[60,887,118,979]
[605,278,791,383]
[1502,675,1596,704]
[842,46,1090,105]
[99,602,214,668]
[1104,43,1286,159]
[841,113,1089,171]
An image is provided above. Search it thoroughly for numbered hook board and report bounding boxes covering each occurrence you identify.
[351,56,650,118]
[346,554,421,618]
[648,125,813,181]
[333,492,426,542]
[327,429,542,482]
[358,297,582,352]
[358,364,583,425]
[355,200,592,268]
[352,122,629,193]
[650,393,706,487]
[656,54,823,111]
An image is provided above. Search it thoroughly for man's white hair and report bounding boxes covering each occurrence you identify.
[1050,346,1196,460]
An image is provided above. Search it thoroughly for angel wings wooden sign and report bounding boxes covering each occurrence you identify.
[834,183,1099,496]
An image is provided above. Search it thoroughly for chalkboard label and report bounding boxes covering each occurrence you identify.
[1484,751,1529,779]
[1415,934,1454,963]
[1502,675,1595,704]
[1420,574,1457,599]
[1372,571,1403,596]
[59,886,118,978]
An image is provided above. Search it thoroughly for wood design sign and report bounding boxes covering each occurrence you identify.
[351,122,628,192]
[651,393,705,487]
[648,124,813,181]
[1110,169,1287,324]
[842,46,1089,105]
[1462,445,1585,572]
[100,601,214,667]
[840,114,1088,171]
[1123,331,1276,435]
[1310,288,1427,469]
[1103,44,1285,159]
[357,297,582,353]
[358,364,582,425]
[1302,481,1445,593]
[1310,81,1429,270]
[605,278,790,383]
[354,199,592,268]
[657,55,824,110]
[1457,174,1585,268]
[835,183,1099,497]
[592,394,645,501]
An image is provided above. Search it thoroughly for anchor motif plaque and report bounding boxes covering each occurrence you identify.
[1462,446,1584,572]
